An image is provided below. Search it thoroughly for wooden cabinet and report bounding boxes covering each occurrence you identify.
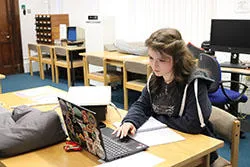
[35,14,69,45]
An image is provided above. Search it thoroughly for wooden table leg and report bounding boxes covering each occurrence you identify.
[203,154,210,167]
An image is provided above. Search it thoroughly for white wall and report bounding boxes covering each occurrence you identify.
[60,0,99,28]
[19,0,216,71]
[19,0,99,72]
[99,0,216,46]
[19,0,51,72]
[18,0,250,113]
[19,0,250,70]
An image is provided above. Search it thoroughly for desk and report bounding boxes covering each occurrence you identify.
[53,45,85,86]
[38,44,85,86]
[80,51,149,85]
[80,51,148,67]
[221,67,250,76]
[221,66,250,91]
[0,74,5,94]
[66,46,85,86]
[222,66,250,91]
[0,86,224,167]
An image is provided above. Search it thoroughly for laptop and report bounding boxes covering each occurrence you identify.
[58,97,148,162]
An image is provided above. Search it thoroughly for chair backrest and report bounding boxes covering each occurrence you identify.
[28,43,38,56]
[28,43,38,52]
[40,45,51,53]
[86,55,103,66]
[209,106,240,167]
[187,42,205,59]
[124,60,150,76]
[54,47,69,63]
[198,53,221,93]
[39,45,53,58]
[54,47,67,56]
[123,59,151,110]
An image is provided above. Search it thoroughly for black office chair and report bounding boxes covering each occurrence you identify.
[201,40,215,55]
[198,53,248,117]
[187,42,205,59]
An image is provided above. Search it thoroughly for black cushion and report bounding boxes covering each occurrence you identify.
[0,105,67,157]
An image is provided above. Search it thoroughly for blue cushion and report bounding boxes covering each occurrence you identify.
[209,88,248,104]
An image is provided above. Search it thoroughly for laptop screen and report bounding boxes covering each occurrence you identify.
[58,97,107,160]
[58,97,148,162]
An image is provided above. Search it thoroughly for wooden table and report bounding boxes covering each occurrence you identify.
[38,44,85,86]
[80,51,148,67]
[221,67,250,76]
[0,74,5,94]
[0,86,224,167]
[54,45,85,86]
[221,66,250,91]
[80,51,149,85]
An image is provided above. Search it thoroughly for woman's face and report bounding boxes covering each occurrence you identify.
[148,48,174,77]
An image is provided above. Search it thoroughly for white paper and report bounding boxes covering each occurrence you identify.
[137,117,167,132]
[113,117,167,133]
[13,87,66,107]
[113,117,185,146]
[15,87,62,97]
[15,89,46,97]
[31,93,65,104]
[66,86,111,106]
[96,152,164,167]
[60,24,67,40]
[131,128,185,146]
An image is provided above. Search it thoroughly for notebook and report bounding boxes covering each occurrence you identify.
[113,117,185,146]
[58,97,148,162]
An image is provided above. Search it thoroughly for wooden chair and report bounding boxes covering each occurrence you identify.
[39,45,55,82]
[0,74,6,94]
[54,46,83,87]
[209,106,240,167]
[123,59,152,110]
[28,43,41,77]
[83,55,122,86]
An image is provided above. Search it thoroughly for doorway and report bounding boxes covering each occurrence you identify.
[0,0,23,74]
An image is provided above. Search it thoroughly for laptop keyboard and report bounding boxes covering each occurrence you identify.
[102,134,132,158]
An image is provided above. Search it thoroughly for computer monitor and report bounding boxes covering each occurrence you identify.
[210,19,250,65]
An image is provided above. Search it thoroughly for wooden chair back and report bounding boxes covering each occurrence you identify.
[83,55,122,86]
[209,106,240,167]
[39,45,55,82]
[123,59,151,110]
[28,43,41,77]
[54,46,83,87]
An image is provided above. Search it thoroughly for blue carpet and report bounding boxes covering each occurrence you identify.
[1,72,128,109]
[2,73,69,92]
[218,132,250,167]
[2,72,250,167]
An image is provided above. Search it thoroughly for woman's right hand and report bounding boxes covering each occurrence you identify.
[112,122,136,139]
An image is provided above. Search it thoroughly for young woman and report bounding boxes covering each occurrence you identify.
[113,28,221,165]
